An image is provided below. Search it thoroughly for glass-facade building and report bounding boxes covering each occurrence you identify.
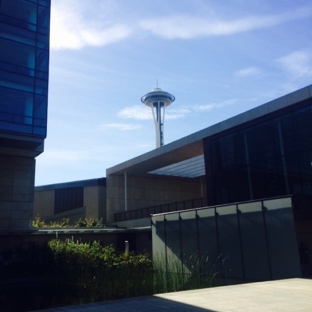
[0,0,49,139]
[0,0,50,232]
[204,97,312,206]
[147,89,312,282]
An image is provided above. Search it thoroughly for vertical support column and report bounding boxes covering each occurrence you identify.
[203,137,214,206]
[278,121,290,194]
[153,101,162,148]
[200,179,204,198]
[124,171,127,212]
[0,155,35,232]
[244,133,253,200]
[160,103,165,147]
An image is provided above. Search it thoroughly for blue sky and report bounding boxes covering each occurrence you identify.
[35,0,312,185]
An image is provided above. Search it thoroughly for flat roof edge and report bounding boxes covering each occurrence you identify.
[36,177,106,191]
[107,84,312,174]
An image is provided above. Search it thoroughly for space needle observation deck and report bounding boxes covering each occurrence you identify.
[141,88,175,148]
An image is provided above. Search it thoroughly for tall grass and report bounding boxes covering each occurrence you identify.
[152,252,226,294]
[48,239,154,301]
[1,239,226,309]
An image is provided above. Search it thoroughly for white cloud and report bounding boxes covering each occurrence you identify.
[99,123,142,131]
[166,108,191,120]
[139,6,312,39]
[49,2,312,49]
[50,1,132,50]
[118,105,152,120]
[234,67,263,78]
[277,50,312,78]
[117,105,190,120]
[196,99,237,111]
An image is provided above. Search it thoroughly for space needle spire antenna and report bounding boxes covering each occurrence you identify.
[141,87,175,148]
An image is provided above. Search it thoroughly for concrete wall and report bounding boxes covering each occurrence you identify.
[113,218,151,228]
[106,174,205,223]
[44,207,86,224]
[33,189,54,219]
[152,196,302,282]
[0,155,35,232]
[34,184,106,224]
[84,185,106,222]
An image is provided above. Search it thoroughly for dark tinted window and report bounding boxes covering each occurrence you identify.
[54,187,84,214]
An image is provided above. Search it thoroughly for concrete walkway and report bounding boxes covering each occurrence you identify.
[31,278,312,312]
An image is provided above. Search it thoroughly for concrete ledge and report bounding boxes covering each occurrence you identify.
[112,218,151,228]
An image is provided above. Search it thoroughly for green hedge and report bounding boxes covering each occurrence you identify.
[48,239,154,300]
[1,239,220,307]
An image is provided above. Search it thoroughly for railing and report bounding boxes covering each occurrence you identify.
[114,197,208,222]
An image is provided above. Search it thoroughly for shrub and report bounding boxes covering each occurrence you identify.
[74,218,103,228]
[32,215,70,228]
[32,216,103,228]
[47,239,153,300]
[1,239,221,308]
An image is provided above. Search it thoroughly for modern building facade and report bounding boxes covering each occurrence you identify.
[107,85,312,221]
[204,94,312,206]
[32,74,312,277]
[105,84,312,278]
[151,196,302,282]
[0,0,50,232]
[34,178,106,224]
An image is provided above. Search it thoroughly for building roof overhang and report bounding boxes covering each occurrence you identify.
[107,84,312,179]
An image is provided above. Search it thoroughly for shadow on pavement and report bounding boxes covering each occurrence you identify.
[31,295,218,312]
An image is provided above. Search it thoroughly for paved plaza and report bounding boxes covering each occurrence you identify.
[31,278,312,312]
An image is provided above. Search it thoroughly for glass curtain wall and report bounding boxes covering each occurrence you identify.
[204,100,312,206]
[0,0,50,136]
[151,196,301,283]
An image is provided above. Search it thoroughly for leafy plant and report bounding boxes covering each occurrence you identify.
[74,218,103,228]
[32,215,70,228]
[1,239,223,309]
[32,215,46,228]
[32,216,103,228]
[47,239,154,300]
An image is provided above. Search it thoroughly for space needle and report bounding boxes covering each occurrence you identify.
[141,88,175,148]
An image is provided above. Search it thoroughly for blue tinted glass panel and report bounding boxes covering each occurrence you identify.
[33,126,46,136]
[36,49,49,73]
[0,38,35,71]
[0,120,32,133]
[0,20,36,45]
[35,79,48,95]
[0,86,33,117]
[34,95,47,118]
[0,70,34,92]
[39,0,50,6]
[1,0,37,23]
[0,0,49,139]
[36,33,49,49]
[37,5,50,29]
